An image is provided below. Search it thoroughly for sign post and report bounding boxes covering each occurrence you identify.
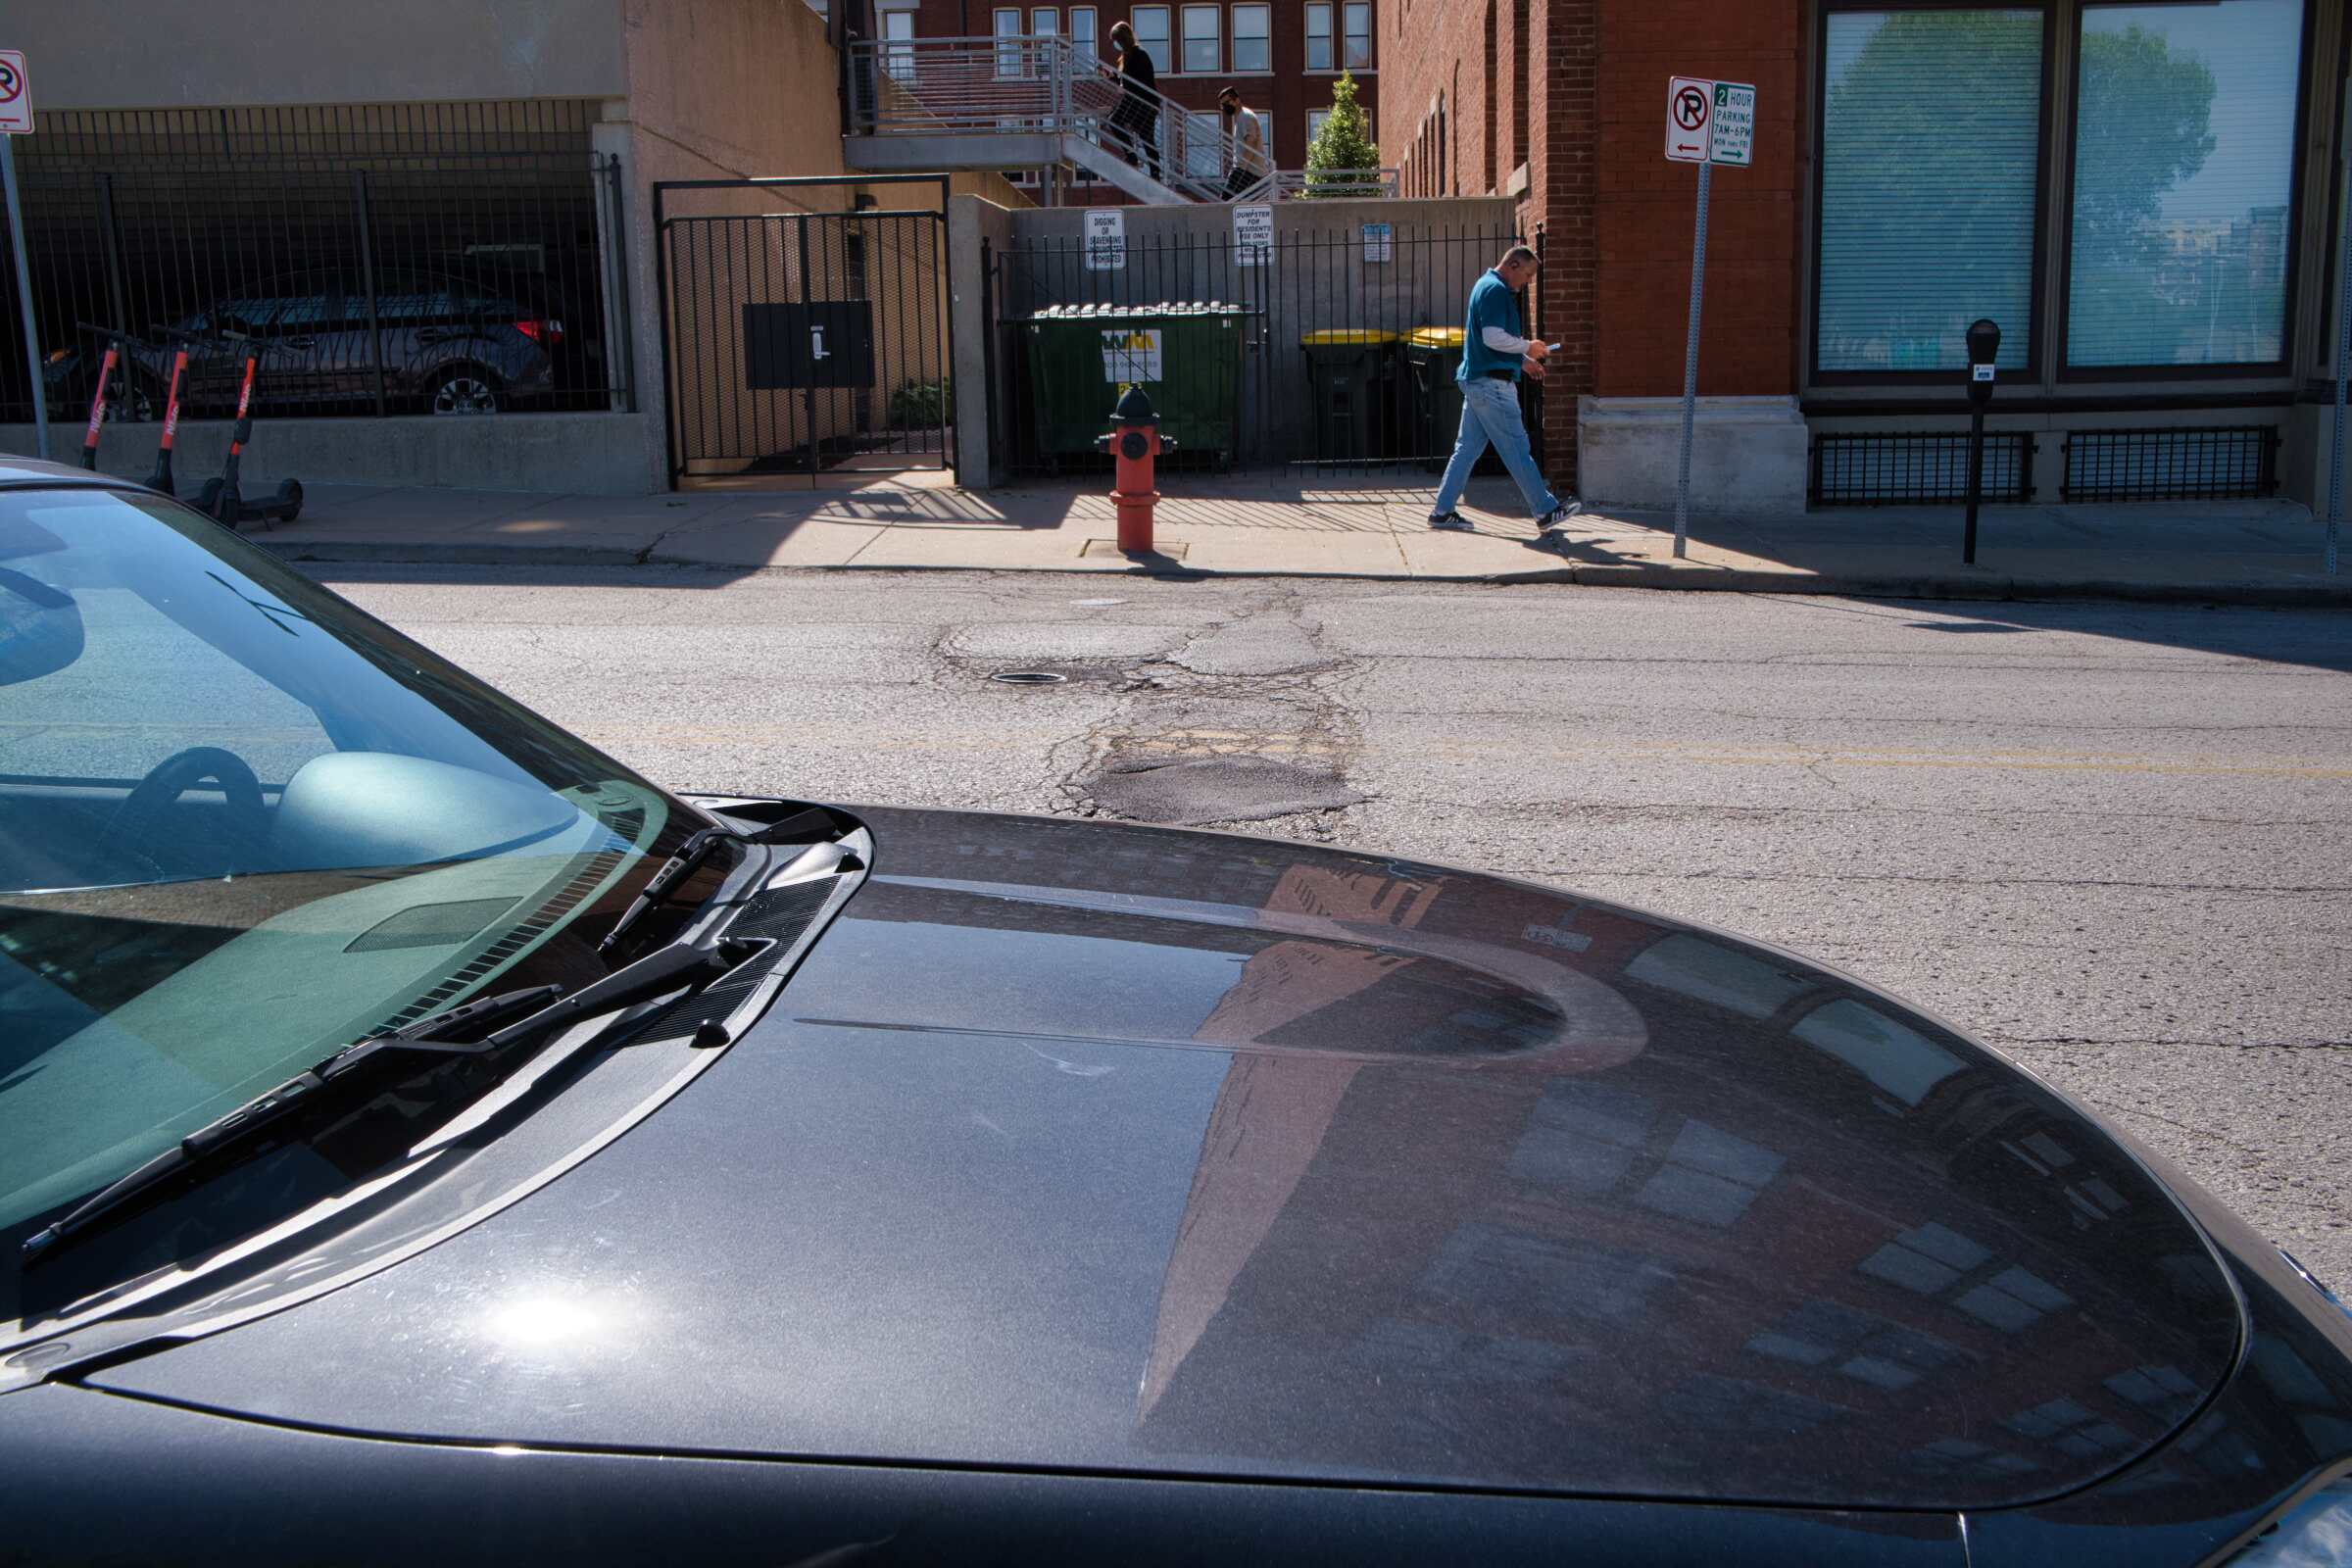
[0,48,44,461]
[1663,76,1753,561]
[1962,318,2000,565]
[2330,97,2349,576]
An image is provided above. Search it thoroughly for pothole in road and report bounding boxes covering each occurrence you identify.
[1082,751,1366,826]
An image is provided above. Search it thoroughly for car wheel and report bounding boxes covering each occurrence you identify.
[428,367,502,416]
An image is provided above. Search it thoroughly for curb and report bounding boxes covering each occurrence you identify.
[264,536,2352,608]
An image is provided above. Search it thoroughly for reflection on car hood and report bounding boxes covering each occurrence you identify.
[89,808,2243,1509]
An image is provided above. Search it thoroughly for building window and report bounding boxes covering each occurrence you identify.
[1308,108,1332,147]
[1031,7,1057,39]
[1343,2,1372,69]
[1181,4,1220,73]
[1816,10,2043,373]
[994,7,1024,78]
[1132,5,1171,70]
[2065,0,2303,368]
[882,9,916,79]
[1232,4,1270,72]
[1185,111,1224,176]
[1071,4,1098,68]
[1305,2,1334,71]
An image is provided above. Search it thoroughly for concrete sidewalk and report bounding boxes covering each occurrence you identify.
[227,466,2351,606]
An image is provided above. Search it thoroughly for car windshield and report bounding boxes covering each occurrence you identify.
[0,484,692,1239]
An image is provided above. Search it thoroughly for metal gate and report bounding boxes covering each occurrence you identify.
[656,174,953,487]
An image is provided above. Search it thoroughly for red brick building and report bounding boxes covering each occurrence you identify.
[895,0,1383,199]
[1380,0,2351,514]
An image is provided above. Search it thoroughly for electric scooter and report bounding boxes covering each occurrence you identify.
[194,330,304,529]
[68,321,127,471]
[142,326,197,496]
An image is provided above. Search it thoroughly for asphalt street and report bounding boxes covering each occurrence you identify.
[320,564,2352,1286]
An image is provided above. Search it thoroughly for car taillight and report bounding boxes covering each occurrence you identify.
[515,318,564,346]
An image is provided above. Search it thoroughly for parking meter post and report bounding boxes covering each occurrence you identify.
[2330,96,2349,575]
[1674,158,1712,562]
[1,137,47,461]
[1962,318,2000,567]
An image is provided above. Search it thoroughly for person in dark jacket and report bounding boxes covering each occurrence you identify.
[1102,20,1162,182]
[1427,245,1581,535]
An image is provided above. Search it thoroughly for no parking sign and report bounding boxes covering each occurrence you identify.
[0,51,30,135]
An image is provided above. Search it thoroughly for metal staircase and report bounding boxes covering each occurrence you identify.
[844,34,1274,205]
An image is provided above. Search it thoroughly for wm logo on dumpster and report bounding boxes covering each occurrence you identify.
[1101,329,1162,384]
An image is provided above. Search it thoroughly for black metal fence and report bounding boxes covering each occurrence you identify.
[2061,426,2278,504]
[1,111,629,426]
[983,221,1541,479]
[1810,431,2036,507]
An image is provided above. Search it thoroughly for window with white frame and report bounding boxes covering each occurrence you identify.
[1343,2,1372,68]
[1305,2,1334,70]
[1031,7,1057,38]
[1308,108,1332,147]
[1185,111,1224,176]
[1232,4,1270,71]
[882,9,916,79]
[1071,4,1099,68]
[994,8,1023,78]
[1181,5,1220,73]
[1131,5,1170,69]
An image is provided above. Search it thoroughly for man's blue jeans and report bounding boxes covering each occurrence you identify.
[1433,375,1559,519]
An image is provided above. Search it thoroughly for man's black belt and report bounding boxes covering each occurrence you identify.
[1483,369,1515,381]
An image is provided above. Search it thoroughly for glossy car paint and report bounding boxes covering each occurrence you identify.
[83,808,2242,1512]
[8,467,2352,1565]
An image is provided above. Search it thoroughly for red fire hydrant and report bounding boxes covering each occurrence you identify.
[1095,385,1177,554]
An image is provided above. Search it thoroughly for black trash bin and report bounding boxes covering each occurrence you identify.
[1300,329,1397,463]
[1398,326,1465,473]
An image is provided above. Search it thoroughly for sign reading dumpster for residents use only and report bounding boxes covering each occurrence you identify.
[1102,328,1162,383]
[1084,208,1126,271]
[1233,205,1274,267]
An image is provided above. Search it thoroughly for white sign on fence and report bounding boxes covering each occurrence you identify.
[1361,221,1394,264]
[1102,327,1163,383]
[1664,75,1711,163]
[1084,208,1126,271]
[1233,204,1274,267]
[1708,80,1755,167]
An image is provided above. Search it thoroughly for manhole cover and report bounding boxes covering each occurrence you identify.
[1085,755,1364,826]
[990,670,1069,686]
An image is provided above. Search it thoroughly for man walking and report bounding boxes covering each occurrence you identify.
[1103,21,1162,183]
[1217,85,1266,200]
[1427,245,1579,535]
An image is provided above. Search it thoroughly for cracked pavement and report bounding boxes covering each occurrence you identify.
[315,564,2352,1285]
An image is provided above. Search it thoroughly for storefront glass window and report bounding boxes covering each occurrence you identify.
[1816,10,2042,372]
[2066,0,2303,368]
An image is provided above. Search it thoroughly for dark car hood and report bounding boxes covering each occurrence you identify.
[89,808,2243,1510]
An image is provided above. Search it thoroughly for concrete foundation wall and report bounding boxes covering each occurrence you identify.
[1578,395,1808,515]
[11,1,628,108]
[0,413,664,497]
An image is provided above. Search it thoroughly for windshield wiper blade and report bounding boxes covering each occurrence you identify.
[21,941,739,1267]
[596,826,745,957]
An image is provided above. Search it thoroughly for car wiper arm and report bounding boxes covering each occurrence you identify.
[22,941,739,1267]
[596,826,745,956]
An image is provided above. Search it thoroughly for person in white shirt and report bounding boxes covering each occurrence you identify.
[1218,86,1267,201]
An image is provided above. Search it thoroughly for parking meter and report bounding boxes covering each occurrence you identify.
[1962,318,2000,563]
[1966,318,2000,407]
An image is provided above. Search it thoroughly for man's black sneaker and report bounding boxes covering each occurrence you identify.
[1428,512,1474,531]
[1540,500,1584,530]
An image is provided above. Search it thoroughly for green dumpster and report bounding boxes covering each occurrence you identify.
[1300,329,1397,463]
[1399,326,1465,473]
[1020,301,1246,467]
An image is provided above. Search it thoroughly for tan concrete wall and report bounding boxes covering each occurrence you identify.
[609,0,1023,482]
[9,0,628,109]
